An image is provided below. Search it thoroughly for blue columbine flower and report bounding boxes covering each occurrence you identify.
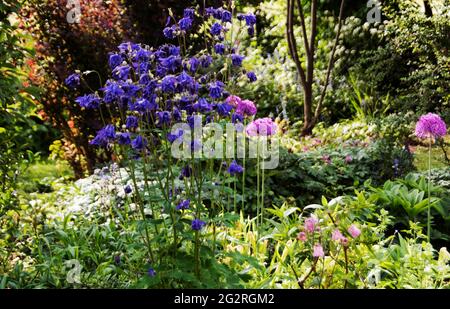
[238,13,257,26]
[191,219,206,231]
[157,111,171,126]
[227,160,244,176]
[159,55,182,72]
[108,53,122,69]
[147,267,156,277]
[163,26,176,39]
[90,125,116,147]
[167,128,184,143]
[217,103,233,117]
[188,57,200,72]
[210,22,223,36]
[177,71,194,89]
[221,10,232,22]
[231,54,245,66]
[112,65,131,80]
[161,75,177,93]
[179,17,193,31]
[193,98,213,113]
[176,199,190,210]
[214,43,225,55]
[126,116,139,129]
[117,132,131,145]
[232,113,244,123]
[131,135,148,151]
[200,55,213,68]
[102,81,125,104]
[184,8,195,18]
[209,81,225,99]
[75,93,101,109]
[180,165,192,178]
[247,71,257,82]
[65,73,80,89]
[191,139,202,153]
[124,185,132,194]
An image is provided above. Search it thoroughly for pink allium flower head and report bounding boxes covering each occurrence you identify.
[345,155,353,163]
[304,216,318,233]
[341,237,349,246]
[313,243,324,258]
[297,231,307,242]
[245,117,277,137]
[236,99,257,117]
[332,229,344,242]
[415,113,447,139]
[226,95,242,108]
[348,224,361,238]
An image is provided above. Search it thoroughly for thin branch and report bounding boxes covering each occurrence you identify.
[307,0,317,84]
[295,0,310,57]
[314,0,345,120]
[286,0,307,88]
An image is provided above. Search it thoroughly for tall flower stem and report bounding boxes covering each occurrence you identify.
[256,140,260,231]
[427,137,432,242]
[261,158,265,228]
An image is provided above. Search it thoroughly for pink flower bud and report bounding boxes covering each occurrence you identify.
[348,224,361,238]
[297,231,307,242]
[313,243,324,258]
[331,229,344,242]
[304,216,318,233]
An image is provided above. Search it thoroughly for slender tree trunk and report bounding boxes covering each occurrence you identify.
[424,0,433,17]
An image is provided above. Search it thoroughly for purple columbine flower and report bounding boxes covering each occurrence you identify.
[231,54,245,66]
[217,103,233,117]
[167,129,184,143]
[124,185,132,194]
[112,65,131,80]
[75,93,101,109]
[126,116,139,129]
[193,98,213,113]
[221,10,232,22]
[200,55,213,68]
[147,267,156,277]
[132,135,148,151]
[238,13,257,26]
[232,113,244,123]
[214,43,225,55]
[157,111,171,126]
[414,113,447,139]
[176,199,190,210]
[108,53,122,69]
[227,160,244,176]
[188,57,200,72]
[179,17,193,31]
[191,218,206,231]
[247,71,257,82]
[180,165,192,178]
[65,73,80,89]
[210,22,223,35]
[209,81,225,99]
[117,132,131,145]
[163,26,176,39]
[184,8,195,19]
[102,81,125,104]
[161,75,177,93]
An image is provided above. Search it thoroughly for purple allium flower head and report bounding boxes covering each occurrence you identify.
[75,94,101,109]
[247,71,257,82]
[191,218,206,231]
[131,135,148,151]
[414,113,447,139]
[179,17,193,31]
[313,243,324,258]
[126,116,139,129]
[65,73,80,88]
[117,132,131,145]
[108,53,122,69]
[236,99,257,117]
[214,43,225,55]
[147,267,156,277]
[226,95,242,107]
[176,199,190,211]
[231,54,245,66]
[210,23,223,35]
[209,81,225,99]
[227,160,244,176]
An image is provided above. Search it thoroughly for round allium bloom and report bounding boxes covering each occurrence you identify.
[226,95,242,108]
[348,224,361,238]
[246,118,277,137]
[304,216,318,233]
[313,244,324,258]
[415,113,447,139]
[191,218,206,231]
[227,160,244,176]
[331,229,344,242]
[297,231,307,242]
[176,199,190,211]
[236,99,257,117]
[65,73,80,88]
